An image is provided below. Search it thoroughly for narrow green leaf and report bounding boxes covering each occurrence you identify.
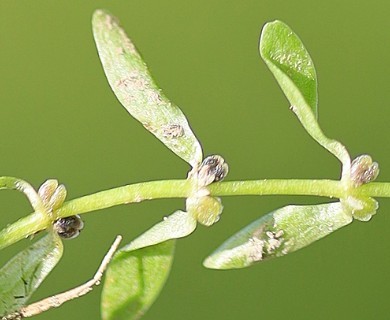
[203,202,352,270]
[123,210,196,252]
[0,232,63,316]
[101,240,175,320]
[260,21,351,180]
[92,10,203,167]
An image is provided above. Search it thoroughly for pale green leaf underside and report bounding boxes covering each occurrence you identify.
[260,20,317,117]
[204,202,352,269]
[123,210,196,252]
[260,21,351,178]
[0,232,63,316]
[92,10,202,168]
[101,240,175,320]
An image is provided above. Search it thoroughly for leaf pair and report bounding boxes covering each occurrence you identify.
[93,11,379,320]
[92,10,208,320]
[2,9,205,318]
[0,178,76,318]
[205,21,378,269]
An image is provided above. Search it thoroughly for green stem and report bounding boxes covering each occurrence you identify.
[1,178,390,250]
[0,177,52,250]
[0,180,192,250]
[358,182,390,197]
[56,180,192,217]
[207,179,344,197]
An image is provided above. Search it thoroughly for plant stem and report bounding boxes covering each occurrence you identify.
[1,178,390,250]
[207,179,344,197]
[359,182,390,197]
[0,180,192,250]
[56,180,192,216]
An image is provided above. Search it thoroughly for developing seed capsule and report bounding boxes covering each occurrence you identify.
[53,215,84,239]
[186,195,223,226]
[196,155,229,186]
[350,155,379,186]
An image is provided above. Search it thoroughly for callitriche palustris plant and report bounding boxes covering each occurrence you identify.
[1,9,388,320]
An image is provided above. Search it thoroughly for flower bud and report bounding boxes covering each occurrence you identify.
[38,179,59,204]
[48,184,67,211]
[53,215,84,239]
[196,155,228,187]
[351,155,379,186]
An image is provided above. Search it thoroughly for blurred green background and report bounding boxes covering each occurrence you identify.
[1,1,390,319]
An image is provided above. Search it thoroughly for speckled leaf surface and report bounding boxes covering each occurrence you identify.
[93,10,202,167]
[0,233,63,316]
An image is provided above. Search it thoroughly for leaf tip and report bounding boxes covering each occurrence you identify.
[93,8,110,19]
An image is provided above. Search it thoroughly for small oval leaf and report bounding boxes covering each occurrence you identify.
[92,10,203,167]
[0,232,63,316]
[204,202,352,270]
[123,210,196,252]
[259,21,351,179]
[260,20,317,117]
[101,240,175,320]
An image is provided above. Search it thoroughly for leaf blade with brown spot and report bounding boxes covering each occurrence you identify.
[203,202,352,269]
[92,10,202,167]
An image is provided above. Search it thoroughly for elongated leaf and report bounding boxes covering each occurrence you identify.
[92,10,202,167]
[0,232,63,316]
[123,210,196,251]
[260,21,351,179]
[204,202,352,270]
[101,240,175,320]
